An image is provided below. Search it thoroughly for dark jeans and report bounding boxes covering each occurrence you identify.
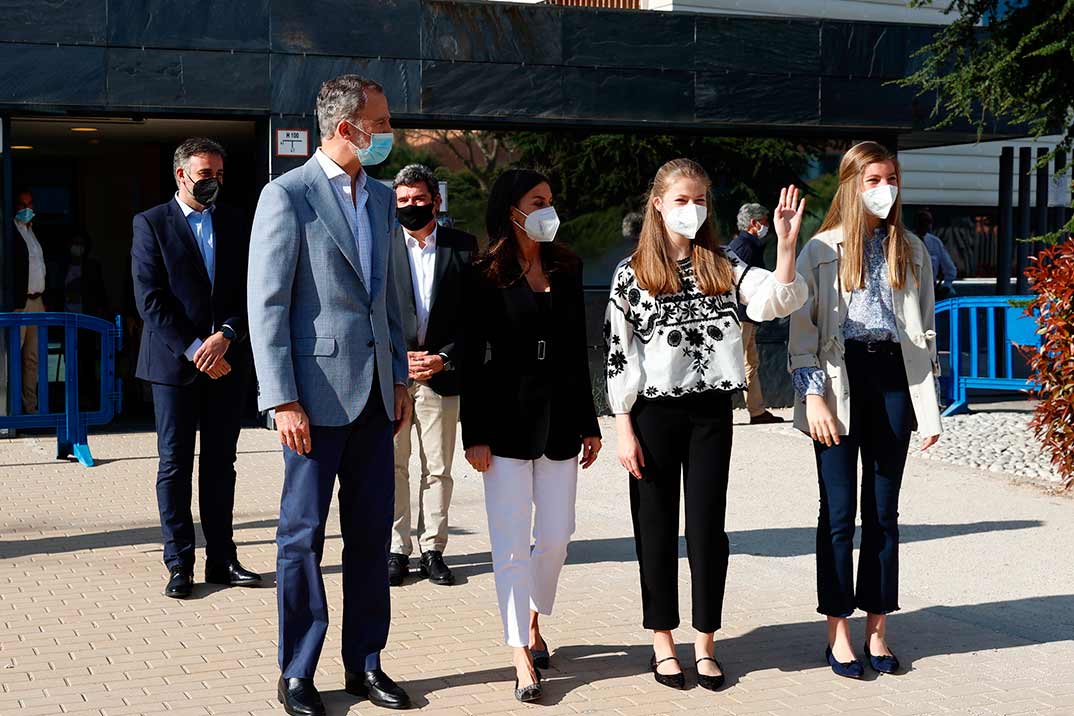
[814,341,914,618]
[629,391,733,632]
[276,396,394,679]
[152,365,249,571]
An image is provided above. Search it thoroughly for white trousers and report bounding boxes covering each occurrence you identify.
[482,454,578,647]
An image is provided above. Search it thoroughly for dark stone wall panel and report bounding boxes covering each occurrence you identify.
[820,77,926,128]
[270,55,421,116]
[107,0,270,51]
[0,44,106,105]
[820,22,937,79]
[271,0,421,58]
[107,49,269,109]
[0,0,105,45]
[422,1,562,65]
[695,17,820,75]
[564,68,693,123]
[562,10,694,69]
[421,61,563,118]
[697,72,819,125]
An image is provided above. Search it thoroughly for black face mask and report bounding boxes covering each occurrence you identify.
[189,177,220,206]
[397,203,435,231]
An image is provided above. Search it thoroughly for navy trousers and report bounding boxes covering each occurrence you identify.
[152,365,249,571]
[276,396,394,679]
[814,341,915,618]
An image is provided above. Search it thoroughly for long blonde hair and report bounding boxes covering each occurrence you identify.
[819,141,912,291]
[632,158,734,296]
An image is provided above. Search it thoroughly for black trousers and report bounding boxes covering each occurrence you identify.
[814,341,914,618]
[151,364,250,570]
[629,391,732,632]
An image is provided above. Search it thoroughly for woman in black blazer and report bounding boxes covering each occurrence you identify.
[461,169,602,703]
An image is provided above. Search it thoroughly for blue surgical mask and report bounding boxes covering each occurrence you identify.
[15,207,34,224]
[346,120,393,166]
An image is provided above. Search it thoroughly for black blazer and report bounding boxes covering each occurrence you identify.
[131,199,251,386]
[460,255,601,461]
[390,225,477,396]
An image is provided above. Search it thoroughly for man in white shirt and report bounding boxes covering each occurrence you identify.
[13,190,46,413]
[388,164,477,588]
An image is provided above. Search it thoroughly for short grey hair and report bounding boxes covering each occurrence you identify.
[316,74,384,139]
[392,164,440,199]
[736,203,769,232]
[173,137,225,186]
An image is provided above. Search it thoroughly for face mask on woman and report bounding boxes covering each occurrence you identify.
[514,206,560,242]
[663,202,707,240]
[862,184,898,219]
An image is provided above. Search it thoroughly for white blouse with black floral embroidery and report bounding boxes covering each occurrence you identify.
[604,247,808,414]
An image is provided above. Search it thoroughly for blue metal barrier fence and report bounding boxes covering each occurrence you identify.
[937,296,1040,417]
[1,312,122,466]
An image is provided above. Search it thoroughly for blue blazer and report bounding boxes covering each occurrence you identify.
[247,154,407,426]
[131,199,250,386]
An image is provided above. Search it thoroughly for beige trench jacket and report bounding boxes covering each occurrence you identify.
[787,227,943,438]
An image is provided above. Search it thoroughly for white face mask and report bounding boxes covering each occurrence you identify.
[514,206,560,243]
[663,202,707,240]
[755,223,769,239]
[862,184,898,219]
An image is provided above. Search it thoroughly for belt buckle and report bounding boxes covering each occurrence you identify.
[866,342,880,353]
[537,340,546,361]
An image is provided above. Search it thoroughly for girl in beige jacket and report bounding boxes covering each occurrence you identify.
[787,141,942,680]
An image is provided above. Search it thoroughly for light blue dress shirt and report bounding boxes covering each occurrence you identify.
[314,149,373,286]
[175,194,217,361]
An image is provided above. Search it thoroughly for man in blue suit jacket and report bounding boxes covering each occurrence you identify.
[248,75,413,715]
[131,137,262,600]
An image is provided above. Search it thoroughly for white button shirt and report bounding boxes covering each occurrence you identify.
[15,220,46,295]
[404,226,437,345]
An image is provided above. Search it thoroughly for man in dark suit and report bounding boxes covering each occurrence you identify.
[131,137,261,599]
[388,164,476,588]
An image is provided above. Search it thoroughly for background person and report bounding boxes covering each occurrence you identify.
[914,209,958,299]
[12,189,46,413]
[389,163,477,588]
[789,141,942,680]
[461,169,601,704]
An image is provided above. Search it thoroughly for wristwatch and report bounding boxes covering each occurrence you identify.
[439,352,453,372]
[220,324,237,341]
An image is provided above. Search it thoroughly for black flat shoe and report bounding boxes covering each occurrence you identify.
[864,642,900,674]
[650,654,685,689]
[825,646,864,679]
[164,565,193,599]
[345,669,412,710]
[388,553,409,587]
[205,559,262,587]
[695,656,725,691]
[514,667,543,702]
[530,637,551,670]
[278,676,326,716]
[419,550,455,586]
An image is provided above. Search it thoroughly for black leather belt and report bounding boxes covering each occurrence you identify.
[846,339,900,355]
[26,292,43,300]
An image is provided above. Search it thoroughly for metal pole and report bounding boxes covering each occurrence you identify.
[1052,150,1070,236]
[1035,146,1049,260]
[997,146,1014,295]
[1015,147,1032,294]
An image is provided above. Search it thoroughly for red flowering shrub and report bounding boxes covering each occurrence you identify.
[1023,241,1074,489]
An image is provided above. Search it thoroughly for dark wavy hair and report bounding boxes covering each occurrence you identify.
[478,169,579,288]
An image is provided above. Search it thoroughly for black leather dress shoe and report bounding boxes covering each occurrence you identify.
[345,669,412,710]
[205,559,262,587]
[278,676,325,716]
[164,565,193,599]
[650,654,686,689]
[419,550,455,586]
[388,553,409,587]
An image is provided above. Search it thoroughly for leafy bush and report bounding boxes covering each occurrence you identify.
[1023,241,1074,489]
[557,207,625,259]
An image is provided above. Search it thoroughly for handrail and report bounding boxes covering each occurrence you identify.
[936,295,1038,416]
[0,312,123,466]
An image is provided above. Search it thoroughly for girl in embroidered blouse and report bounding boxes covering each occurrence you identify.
[605,158,808,690]
[787,141,942,680]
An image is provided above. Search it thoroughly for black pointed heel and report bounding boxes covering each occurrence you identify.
[513,668,543,702]
[695,656,725,691]
[650,654,685,690]
[864,642,900,674]
[531,638,551,670]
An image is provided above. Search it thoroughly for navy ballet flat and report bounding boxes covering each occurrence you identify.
[864,642,900,674]
[825,646,864,679]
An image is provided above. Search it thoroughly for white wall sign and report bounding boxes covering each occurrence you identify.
[275,129,309,157]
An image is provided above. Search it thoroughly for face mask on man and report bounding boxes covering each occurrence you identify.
[862,184,898,219]
[514,206,560,243]
[663,202,707,240]
[187,176,220,207]
[346,120,393,166]
[397,203,435,231]
[755,223,769,240]
[15,207,34,224]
